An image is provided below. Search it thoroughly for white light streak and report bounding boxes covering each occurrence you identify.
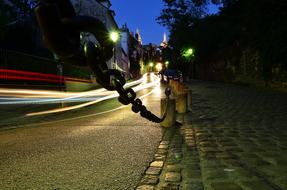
[0,76,145,105]
[25,73,161,116]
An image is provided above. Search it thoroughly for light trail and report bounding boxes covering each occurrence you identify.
[0,75,145,104]
[16,76,162,127]
[26,73,161,116]
[0,68,92,83]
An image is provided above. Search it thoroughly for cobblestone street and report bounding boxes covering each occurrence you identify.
[188,81,287,190]
[137,80,287,190]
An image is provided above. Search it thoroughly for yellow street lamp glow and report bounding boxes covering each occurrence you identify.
[149,62,154,67]
[110,31,119,43]
[156,63,163,71]
[165,61,169,65]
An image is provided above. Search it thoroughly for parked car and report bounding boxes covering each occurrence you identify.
[161,69,183,82]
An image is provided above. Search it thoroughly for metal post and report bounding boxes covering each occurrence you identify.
[113,45,116,69]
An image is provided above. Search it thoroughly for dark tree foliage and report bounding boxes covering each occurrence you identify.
[157,0,206,29]
[158,0,287,83]
[161,47,176,68]
[243,0,287,81]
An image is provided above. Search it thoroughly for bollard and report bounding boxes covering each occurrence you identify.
[161,98,176,127]
[168,79,172,86]
[188,89,192,108]
[183,85,189,92]
[174,81,179,94]
[179,83,186,94]
[168,79,172,89]
[170,80,175,92]
[176,82,186,95]
[176,92,188,113]
[174,81,180,95]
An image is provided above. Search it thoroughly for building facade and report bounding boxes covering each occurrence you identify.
[71,0,130,78]
[128,29,144,78]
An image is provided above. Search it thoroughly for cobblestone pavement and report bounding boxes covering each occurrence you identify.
[136,80,287,190]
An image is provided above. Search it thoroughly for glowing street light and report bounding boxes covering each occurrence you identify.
[187,48,193,55]
[109,30,120,69]
[148,62,154,72]
[156,63,163,71]
[109,31,119,43]
[165,61,169,66]
[182,48,194,58]
[182,48,195,79]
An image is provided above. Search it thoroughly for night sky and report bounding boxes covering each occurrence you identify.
[110,0,220,45]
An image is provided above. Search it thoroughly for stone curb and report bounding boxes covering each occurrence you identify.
[136,127,176,190]
[136,114,204,190]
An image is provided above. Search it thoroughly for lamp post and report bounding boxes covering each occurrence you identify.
[182,48,194,58]
[109,31,120,69]
[149,62,154,72]
[165,61,169,69]
[182,48,195,79]
[156,63,163,73]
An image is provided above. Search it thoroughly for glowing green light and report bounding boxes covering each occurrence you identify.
[187,48,193,55]
[182,48,194,58]
[110,31,119,43]
[149,62,154,67]
[165,61,169,65]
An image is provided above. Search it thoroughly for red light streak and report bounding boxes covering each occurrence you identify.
[0,69,92,83]
[0,69,63,79]
[0,75,61,83]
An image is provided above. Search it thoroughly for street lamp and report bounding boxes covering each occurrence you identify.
[182,48,194,58]
[109,31,120,69]
[149,62,154,72]
[156,63,163,72]
[182,48,195,79]
[109,31,119,43]
[165,61,169,68]
[187,48,193,55]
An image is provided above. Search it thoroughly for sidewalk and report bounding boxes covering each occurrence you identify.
[136,80,287,190]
